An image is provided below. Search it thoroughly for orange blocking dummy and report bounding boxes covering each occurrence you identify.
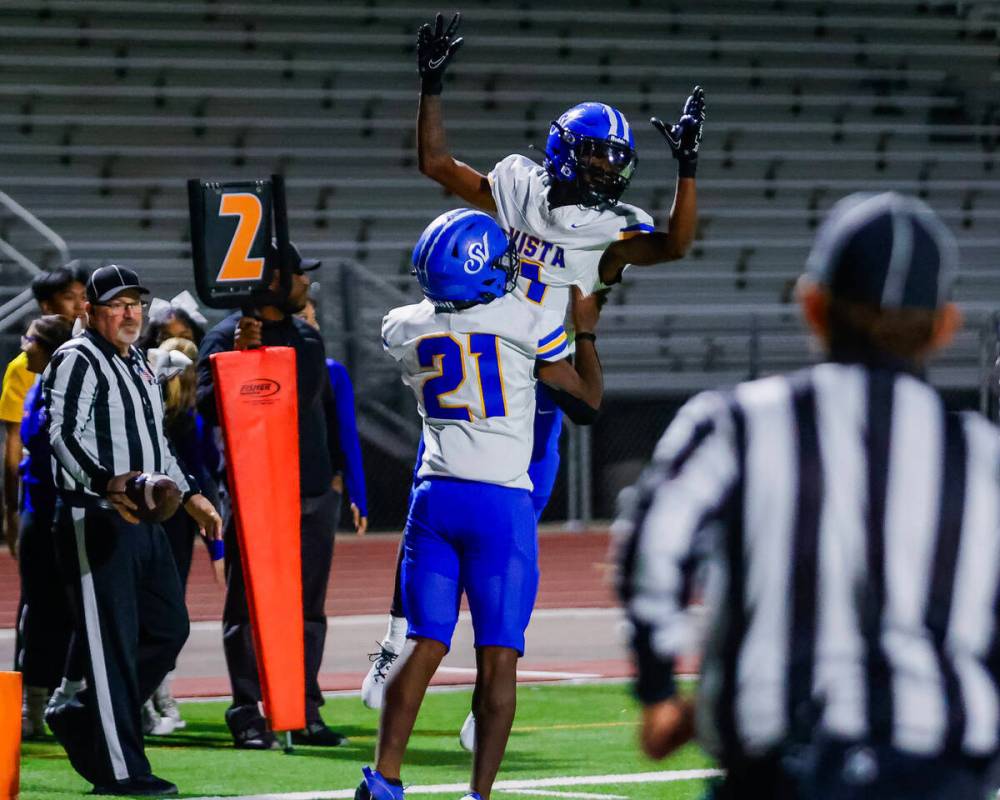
[0,671,21,800]
[211,346,305,732]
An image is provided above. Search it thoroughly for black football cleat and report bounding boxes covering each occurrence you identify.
[291,721,349,747]
[232,726,280,750]
[91,774,178,796]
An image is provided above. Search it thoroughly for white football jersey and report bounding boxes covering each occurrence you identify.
[488,154,655,326]
[383,294,569,489]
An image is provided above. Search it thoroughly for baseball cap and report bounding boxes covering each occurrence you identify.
[86,265,150,303]
[269,239,321,274]
[805,192,958,310]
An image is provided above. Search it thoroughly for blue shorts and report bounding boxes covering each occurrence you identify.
[528,384,563,520]
[401,477,539,655]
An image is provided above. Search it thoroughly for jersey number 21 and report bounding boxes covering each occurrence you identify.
[418,334,507,422]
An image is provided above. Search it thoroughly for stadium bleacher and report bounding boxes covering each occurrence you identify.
[0,0,997,403]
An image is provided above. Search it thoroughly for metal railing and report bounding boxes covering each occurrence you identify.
[0,191,71,331]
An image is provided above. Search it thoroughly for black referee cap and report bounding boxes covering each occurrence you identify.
[87,264,150,303]
[806,192,958,310]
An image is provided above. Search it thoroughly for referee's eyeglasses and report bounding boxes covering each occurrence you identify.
[95,300,148,316]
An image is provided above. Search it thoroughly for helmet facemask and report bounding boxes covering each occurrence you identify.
[494,240,521,295]
[574,138,636,207]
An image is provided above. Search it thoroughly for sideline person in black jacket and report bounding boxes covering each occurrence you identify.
[196,241,350,750]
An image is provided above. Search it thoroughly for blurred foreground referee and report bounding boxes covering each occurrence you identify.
[616,192,1000,799]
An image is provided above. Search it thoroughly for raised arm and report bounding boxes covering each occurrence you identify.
[599,87,705,284]
[416,13,497,212]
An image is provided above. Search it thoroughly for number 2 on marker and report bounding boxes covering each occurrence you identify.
[217,193,266,282]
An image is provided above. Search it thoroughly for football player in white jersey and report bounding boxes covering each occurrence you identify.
[355,209,604,800]
[360,12,706,742]
[415,12,704,307]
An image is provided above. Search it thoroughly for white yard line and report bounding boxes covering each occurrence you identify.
[185,769,724,800]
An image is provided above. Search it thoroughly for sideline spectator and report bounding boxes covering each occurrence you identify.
[138,290,207,351]
[2,262,88,556]
[143,335,221,736]
[296,296,368,535]
[197,241,356,750]
[3,263,88,738]
[15,315,74,738]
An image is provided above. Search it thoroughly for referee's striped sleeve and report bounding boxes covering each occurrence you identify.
[615,391,741,703]
[161,435,195,500]
[44,348,113,494]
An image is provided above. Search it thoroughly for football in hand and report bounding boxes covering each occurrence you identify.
[124,472,182,523]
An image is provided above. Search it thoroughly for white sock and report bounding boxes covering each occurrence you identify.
[382,615,407,654]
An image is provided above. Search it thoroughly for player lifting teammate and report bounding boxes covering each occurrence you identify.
[356,209,605,800]
[362,10,707,746]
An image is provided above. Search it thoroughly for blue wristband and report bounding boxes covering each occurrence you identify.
[208,539,225,561]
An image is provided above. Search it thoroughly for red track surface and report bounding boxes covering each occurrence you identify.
[1,529,635,698]
[0,528,617,626]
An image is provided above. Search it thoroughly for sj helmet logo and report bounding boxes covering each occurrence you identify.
[464,231,490,274]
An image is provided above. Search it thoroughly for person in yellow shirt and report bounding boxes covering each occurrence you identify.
[1,263,88,557]
[0,352,37,551]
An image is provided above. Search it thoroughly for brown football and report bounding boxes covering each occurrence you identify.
[124,472,182,523]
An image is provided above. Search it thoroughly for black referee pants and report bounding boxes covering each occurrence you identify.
[708,741,991,800]
[56,502,189,786]
[801,740,991,800]
[222,489,340,737]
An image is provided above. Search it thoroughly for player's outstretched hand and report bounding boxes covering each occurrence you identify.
[651,85,705,178]
[417,12,464,95]
[571,286,601,337]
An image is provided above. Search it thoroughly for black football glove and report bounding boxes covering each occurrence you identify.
[417,12,464,96]
[651,85,706,178]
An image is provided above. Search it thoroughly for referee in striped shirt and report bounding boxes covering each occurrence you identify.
[42,265,221,796]
[616,193,1000,799]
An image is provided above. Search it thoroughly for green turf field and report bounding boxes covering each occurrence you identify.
[20,682,718,799]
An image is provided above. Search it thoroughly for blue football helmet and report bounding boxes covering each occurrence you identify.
[544,102,638,207]
[411,209,520,311]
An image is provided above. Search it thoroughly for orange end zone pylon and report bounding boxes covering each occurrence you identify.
[0,671,21,800]
[211,346,305,733]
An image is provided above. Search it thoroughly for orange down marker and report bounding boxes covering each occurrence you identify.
[210,347,305,733]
